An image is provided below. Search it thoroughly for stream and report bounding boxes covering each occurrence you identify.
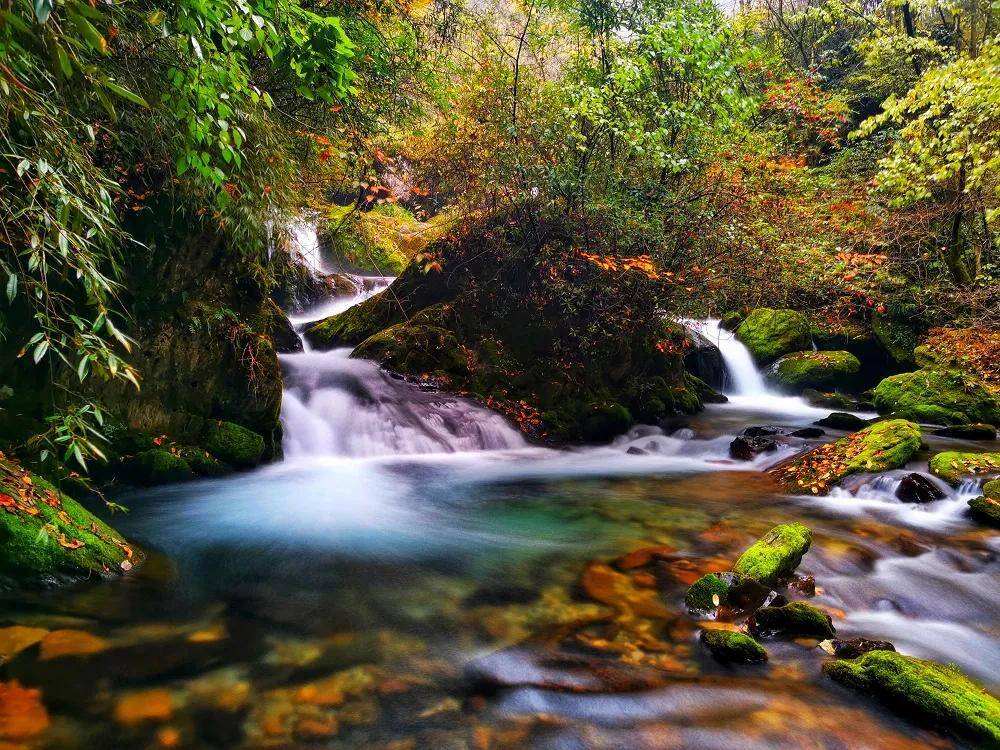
[1,291,997,749]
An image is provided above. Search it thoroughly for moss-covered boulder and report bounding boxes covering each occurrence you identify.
[352,305,468,377]
[824,650,1000,746]
[719,310,743,332]
[933,423,998,440]
[773,420,922,495]
[872,369,1000,426]
[751,602,835,639]
[178,447,229,477]
[968,496,1000,527]
[700,629,767,664]
[887,404,969,426]
[734,308,812,364]
[202,421,265,468]
[766,350,860,392]
[814,412,870,431]
[732,523,812,586]
[685,572,735,611]
[983,478,1000,498]
[871,310,921,366]
[0,456,138,579]
[928,451,1000,485]
[121,449,196,486]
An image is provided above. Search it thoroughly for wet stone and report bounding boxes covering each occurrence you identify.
[825,638,895,659]
[750,602,835,639]
[729,436,779,461]
[895,473,946,504]
[743,425,785,437]
[815,412,869,431]
[933,423,998,440]
[700,629,768,665]
[789,427,825,439]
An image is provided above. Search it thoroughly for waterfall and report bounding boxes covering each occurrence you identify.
[280,284,526,457]
[289,218,324,274]
[685,319,768,397]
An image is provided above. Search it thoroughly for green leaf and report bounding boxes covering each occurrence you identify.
[54,43,73,78]
[6,273,17,302]
[104,80,148,108]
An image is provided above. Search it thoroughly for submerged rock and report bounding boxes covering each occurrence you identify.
[732,523,812,586]
[814,412,869,431]
[933,423,998,440]
[895,473,946,504]
[766,351,860,393]
[773,420,922,495]
[735,308,812,365]
[802,389,873,411]
[824,650,1000,746]
[202,420,265,468]
[751,602,835,639]
[823,638,895,659]
[729,436,778,461]
[928,451,1000,485]
[700,629,767,664]
[0,456,138,579]
[872,369,1000,426]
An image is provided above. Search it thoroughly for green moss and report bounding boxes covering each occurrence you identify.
[872,369,1000,425]
[719,311,743,331]
[0,466,136,578]
[732,523,812,586]
[934,424,999,440]
[823,650,1000,746]
[767,350,860,392]
[967,496,1000,526]
[352,306,468,377]
[202,420,265,468]
[582,403,633,442]
[178,447,229,477]
[888,404,968,426]
[775,420,922,494]
[734,308,812,364]
[685,573,734,611]
[752,602,835,638]
[123,449,196,485]
[304,291,398,350]
[700,629,767,664]
[928,451,1000,485]
[871,311,920,365]
[983,479,1000,498]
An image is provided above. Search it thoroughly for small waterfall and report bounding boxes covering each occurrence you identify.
[686,319,768,397]
[280,283,525,458]
[289,218,324,274]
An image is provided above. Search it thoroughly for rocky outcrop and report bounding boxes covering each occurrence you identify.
[872,369,1000,426]
[773,420,922,495]
[750,602,835,639]
[766,351,860,392]
[928,451,1000,485]
[683,328,726,390]
[0,455,139,580]
[734,308,812,364]
[824,650,1000,746]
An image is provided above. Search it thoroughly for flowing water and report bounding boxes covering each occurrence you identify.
[1,300,997,749]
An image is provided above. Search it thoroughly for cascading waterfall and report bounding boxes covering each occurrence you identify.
[685,318,769,397]
[280,283,526,457]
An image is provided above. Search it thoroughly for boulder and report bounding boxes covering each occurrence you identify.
[685,572,734,611]
[967,496,1000,527]
[895,473,946,504]
[766,351,860,392]
[121,449,196,486]
[732,523,812,586]
[823,650,1000,746]
[887,404,969,426]
[751,602,835,639]
[734,308,812,364]
[824,638,895,659]
[743,425,784,437]
[933,423,998,440]
[814,412,869,431]
[683,329,726,390]
[774,420,922,495]
[871,310,921,366]
[719,311,743,331]
[0,456,139,579]
[928,451,1000,485]
[729,435,779,461]
[872,369,1000,426]
[700,629,767,664]
[789,427,825,438]
[202,421,265,468]
[802,389,873,411]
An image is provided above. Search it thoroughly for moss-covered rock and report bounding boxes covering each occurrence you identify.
[814,411,870,431]
[928,451,1000,485]
[934,423,998,440]
[871,310,921,365]
[983,479,1000,498]
[872,369,1000,426]
[773,420,922,495]
[802,389,873,412]
[178,447,229,477]
[352,305,468,377]
[685,572,735,611]
[582,403,633,442]
[732,523,812,586]
[967,496,1000,527]
[751,602,835,639]
[202,421,265,468]
[0,456,138,579]
[735,308,812,364]
[700,629,767,664]
[121,449,196,486]
[719,311,743,332]
[823,650,1000,746]
[887,404,969,426]
[766,350,860,392]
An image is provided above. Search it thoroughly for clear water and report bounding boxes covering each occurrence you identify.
[1,306,996,749]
